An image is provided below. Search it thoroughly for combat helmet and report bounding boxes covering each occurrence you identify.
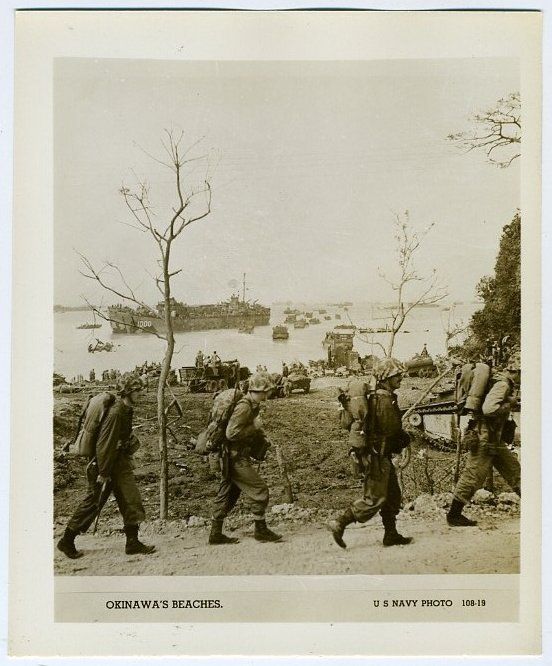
[117,373,144,396]
[248,372,274,392]
[374,357,406,383]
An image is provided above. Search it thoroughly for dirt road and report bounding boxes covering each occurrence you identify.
[54,513,519,576]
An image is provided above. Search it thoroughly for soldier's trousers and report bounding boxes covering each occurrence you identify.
[212,456,269,520]
[350,455,401,524]
[67,454,146,534]
[454,441,520,504]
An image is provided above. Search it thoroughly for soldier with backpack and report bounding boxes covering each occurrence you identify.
[447,351,521,527]
[329,358,412,549]
[57,374,156,559]
[209,373,283,545]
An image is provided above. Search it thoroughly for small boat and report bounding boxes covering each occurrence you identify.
[335,314,342,320]
[324,315,331,320]
[272,325,289,340]
[88,339,114,353]
[318,309,327,314]
[77,323,102,329]
[309,317,320,324]
[284,314,297,323]
[294,319,307,329]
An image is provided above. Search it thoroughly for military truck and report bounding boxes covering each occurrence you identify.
[283,370,311,396]
[178,362,250,393]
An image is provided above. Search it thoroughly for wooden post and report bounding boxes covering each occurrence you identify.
[273,440,294,504]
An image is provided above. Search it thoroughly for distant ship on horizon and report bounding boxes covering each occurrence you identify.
[107,274,270,335]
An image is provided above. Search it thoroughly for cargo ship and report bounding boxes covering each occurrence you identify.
[107,275,270,335]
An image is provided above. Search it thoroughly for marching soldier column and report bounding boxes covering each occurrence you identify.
[57,353,522,560]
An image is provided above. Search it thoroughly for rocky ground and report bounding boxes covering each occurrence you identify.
[53,377,520,575]
[53,493,519,576]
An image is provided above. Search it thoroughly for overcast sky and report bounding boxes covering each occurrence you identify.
[54,57,519,307]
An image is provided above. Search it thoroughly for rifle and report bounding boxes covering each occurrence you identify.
[92,479,110,535]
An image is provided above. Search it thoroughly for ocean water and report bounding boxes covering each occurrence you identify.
[54,303,478,380]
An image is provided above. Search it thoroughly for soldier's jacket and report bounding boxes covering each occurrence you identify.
[225,395,264,450]
[366,388,409,455]
[96,399,134,477]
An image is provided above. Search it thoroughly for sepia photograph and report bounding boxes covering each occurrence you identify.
[9,7,542,656]
[52,55,522,577]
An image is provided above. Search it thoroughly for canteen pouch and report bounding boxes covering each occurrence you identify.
[502,418,517,445]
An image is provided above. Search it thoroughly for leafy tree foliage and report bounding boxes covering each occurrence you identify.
[463,212,520,357]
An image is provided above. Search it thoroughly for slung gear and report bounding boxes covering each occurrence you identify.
[505,350,521,371]
[373,358,405,382]
[248,372,275,392]
[194,388,244,455]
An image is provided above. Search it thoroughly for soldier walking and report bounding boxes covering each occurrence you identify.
[209,373,283,545]
[57,374,156,559]
[329,358,412,548]
[447,351,521,526]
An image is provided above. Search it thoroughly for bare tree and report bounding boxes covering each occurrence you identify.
[446,92,521,168]
[367,211,447,357]
[79,129,213,519]
[441,305,469,353]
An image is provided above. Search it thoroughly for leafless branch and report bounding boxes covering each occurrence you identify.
[447,92,521,168]
[80,296,167,341]
[77,251,158,316]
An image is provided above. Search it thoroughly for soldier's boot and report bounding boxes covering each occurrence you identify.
[328,508,356,549]
[446,499,478,527]
[382,514,412,547]
[57,527,84,559]
[254,519,282,543]
[124,525,156,555]
[208,519,239,545]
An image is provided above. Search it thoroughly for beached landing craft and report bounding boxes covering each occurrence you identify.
[272,325,290,340]
[107,274,270,335]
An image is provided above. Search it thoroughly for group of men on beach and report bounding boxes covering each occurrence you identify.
[57,350,521,560]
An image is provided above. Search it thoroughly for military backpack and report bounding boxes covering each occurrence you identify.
[63,392,116,457]
[195,388,244,455]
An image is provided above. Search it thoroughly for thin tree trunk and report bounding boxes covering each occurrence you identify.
[387,330,397,357]
[158,253,175,519]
